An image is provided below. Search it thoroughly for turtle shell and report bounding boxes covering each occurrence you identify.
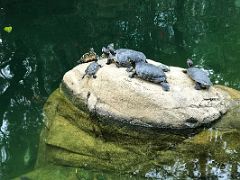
[85,62,101,75]
[114,49,146,67]
[80,49,98,63]
[187,67,212,86]
[135,62,166,82]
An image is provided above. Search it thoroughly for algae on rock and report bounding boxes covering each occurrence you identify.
[37,88,187,175]
[31,86,240,179]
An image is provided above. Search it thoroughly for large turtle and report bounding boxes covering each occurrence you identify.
[78,48,98,64]
[185,59,212,90]
[102,43,147,71]
[82,61,102,79]
[128,58,170,91]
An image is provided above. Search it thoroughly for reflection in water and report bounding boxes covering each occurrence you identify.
[0,0,239,179]
[23,145,31,166]
[144,127,240,179]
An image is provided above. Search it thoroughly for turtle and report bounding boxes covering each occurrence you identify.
[128,58,170,91]
[102,43,147,71]
[82,61,102,79]
[78,48,98,63]
[185,59,212,90]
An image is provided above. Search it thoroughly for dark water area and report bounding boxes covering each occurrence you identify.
[0,0,240,179]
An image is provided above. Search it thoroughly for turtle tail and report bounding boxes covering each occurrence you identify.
[82,74,86,79]
[160,82,170,91]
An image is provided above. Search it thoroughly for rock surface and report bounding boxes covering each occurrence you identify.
[62,59,232,129]
[31,87,240,178]
[62,59,231,129]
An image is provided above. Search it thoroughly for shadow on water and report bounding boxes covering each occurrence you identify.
[0,0,239,179]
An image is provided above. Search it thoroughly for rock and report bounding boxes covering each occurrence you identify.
[61,59,233,129]
[32,87,240,178]
[36,89,187,175]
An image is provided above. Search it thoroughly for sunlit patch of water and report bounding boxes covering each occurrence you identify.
[0,146,8,163]
[208,161,232,180]
[0,112,9,137]
[145,160,189,179]
[0,79,9,95]
[23,145,31,166]
[192,159,201,178]
[0,65,14,79]
[22,58,32,79]
[0,112,10,165]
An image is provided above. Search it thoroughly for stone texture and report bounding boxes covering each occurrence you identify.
[32,88,240,178]
[62,59,232,129]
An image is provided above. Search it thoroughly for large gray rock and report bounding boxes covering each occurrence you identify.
[62,59,232,129]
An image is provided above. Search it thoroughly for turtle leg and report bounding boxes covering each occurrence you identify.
[93,74,97,79]
[115,62,121,68]
[152,78,170,91]
[82,74,86,79]
[194,82,202,90]
[129,70,136,78]
[126,66,134,72]
[106,58,113,65]
[152,77,166,83]
[160,82,170,91]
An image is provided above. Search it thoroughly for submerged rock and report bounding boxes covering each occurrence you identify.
[62,58,233,129]
[36,89,187,172]
[30,86,240,179]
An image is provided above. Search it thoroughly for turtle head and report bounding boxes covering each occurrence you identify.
[101,47,110,58]
[89,47,95,53]
[107,43,116,55]
[187,59,194,67]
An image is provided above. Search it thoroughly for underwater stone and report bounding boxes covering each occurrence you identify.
[31,87,240,177]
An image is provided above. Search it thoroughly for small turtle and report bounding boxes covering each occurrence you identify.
[102,43,147,71]
[82,61,102,79]
[78,48,98,63]
[185,59,212,90]
[128,59,170,91]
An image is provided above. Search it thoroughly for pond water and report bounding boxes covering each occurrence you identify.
[0,0,240,179]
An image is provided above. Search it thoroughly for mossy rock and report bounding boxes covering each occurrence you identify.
[32,87,240,178]
[36,89,189,176]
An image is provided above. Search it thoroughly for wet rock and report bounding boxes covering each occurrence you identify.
[61,58,234,129]
[32,86,240,178]
[36,89,186,172]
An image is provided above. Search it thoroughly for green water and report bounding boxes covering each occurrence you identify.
[0,0,240,179]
